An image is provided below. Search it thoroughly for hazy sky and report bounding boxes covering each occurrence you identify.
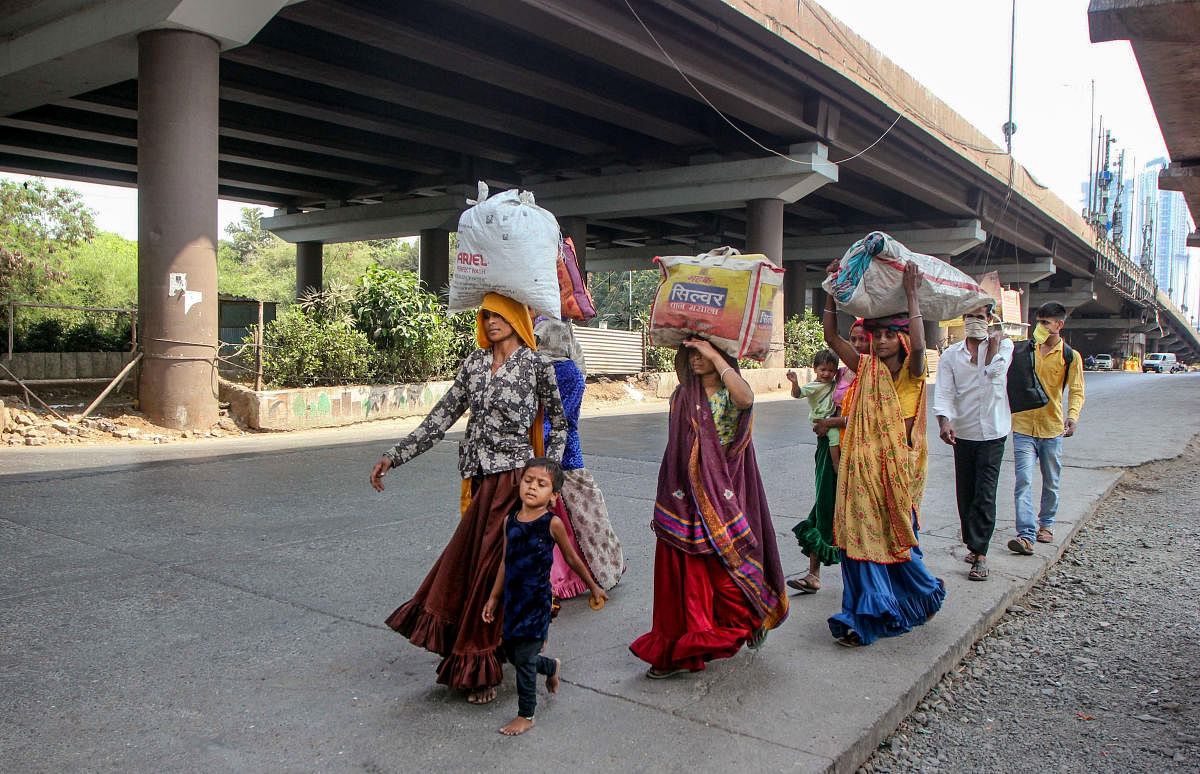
[0,0,1187,241]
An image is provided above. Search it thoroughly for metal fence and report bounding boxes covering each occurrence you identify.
[573,326,644,375]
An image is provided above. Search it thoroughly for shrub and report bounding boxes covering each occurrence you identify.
[352,265,471,382]
[257,308,374,387]
[784,311,825,368]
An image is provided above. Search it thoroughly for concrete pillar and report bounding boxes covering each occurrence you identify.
[783,263,806,321]
[559,216,587,279]
[811,287,828,318]
[745,198,786,368]
[295,241,323,300]
[419,228,451,298]
[137,29,219,431]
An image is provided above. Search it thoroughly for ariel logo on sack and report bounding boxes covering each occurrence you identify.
[667,281,728,315]
[456,250,488,276]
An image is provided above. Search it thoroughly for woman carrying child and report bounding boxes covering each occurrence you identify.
[483,457,606,736]
[534,318,625,597]
[369,293,566,704]
[789,320,871,594]
[820,263,945,647]
[630,338,788,677]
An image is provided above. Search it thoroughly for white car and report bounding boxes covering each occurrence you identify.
[1092,354,1114,370]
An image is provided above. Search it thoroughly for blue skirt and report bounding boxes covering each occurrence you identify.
[828,518,945,646]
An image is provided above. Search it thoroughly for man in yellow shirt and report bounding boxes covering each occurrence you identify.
[1008,302,1086,555]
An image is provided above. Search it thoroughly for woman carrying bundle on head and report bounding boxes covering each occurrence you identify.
[819,263,945,647]
[630,337,788,678]
[369,293,566,704]
[534,318,625,599]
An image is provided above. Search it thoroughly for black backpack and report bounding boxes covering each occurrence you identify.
[1006,339,1074,414]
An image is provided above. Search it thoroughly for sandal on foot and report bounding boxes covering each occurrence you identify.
[1007,537,1035,556]
[968,556,990,581]
[786,574,821,594]
[747,627,768,650]
[1036,527,1054,543]
[963,551,977,565]
[645,667,688,680]
[836,631,863,648]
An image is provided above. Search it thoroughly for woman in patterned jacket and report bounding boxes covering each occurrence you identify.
[369,293,566,704]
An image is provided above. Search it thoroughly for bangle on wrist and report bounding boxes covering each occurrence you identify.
[719,366,732,379]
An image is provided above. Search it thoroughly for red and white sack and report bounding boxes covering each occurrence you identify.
[649,247,784,362]
[449,183,562,318]
[822,231,994,321]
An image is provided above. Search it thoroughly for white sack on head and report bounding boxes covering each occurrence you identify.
[821,231,994,321]
[449,182,562,318]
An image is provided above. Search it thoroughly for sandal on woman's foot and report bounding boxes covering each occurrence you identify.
[968,556,990,581]
[836,631,863,648]
[467,687,497,705]
[786,574,821,594]
[747,626,768,650]
[645,667,688,680]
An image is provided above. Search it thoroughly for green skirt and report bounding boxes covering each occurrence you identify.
[792,434,840,566]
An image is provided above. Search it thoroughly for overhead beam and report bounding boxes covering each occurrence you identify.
[1158,162,1200,194]
[1068,317,1146,330]
[278,0,710,148]
[1088,0,1200,43]
[966,259,1056,284]
[264,192,471,243]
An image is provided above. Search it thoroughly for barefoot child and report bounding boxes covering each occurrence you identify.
[787,349,843,595]
[482,457,607,736]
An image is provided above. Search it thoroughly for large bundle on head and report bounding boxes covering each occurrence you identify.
[649,247,784,361]
[822,231,994,321]
[556,236,596,321]
[449,183,561,318]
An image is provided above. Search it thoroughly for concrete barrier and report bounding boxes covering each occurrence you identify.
[651,367,814,398]
[2,351,136,382]
[219,378,454,431]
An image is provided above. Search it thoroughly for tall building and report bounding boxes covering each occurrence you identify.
[1125,158,1194,311]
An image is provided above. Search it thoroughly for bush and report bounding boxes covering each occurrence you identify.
[352,265,472,382]
[785,311,825,368]
[257,308,374,387]
[7,316,132,352]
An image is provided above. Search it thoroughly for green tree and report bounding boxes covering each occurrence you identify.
[588,269,659,330]
[223,207,275,261]
[784,311,825,368]
[0,178,96,300]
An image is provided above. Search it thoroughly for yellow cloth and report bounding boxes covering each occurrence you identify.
[476,292,536,350]
[894,362,927,420]
[1011,338,1086,438]
[460,292,543,516]
[833,353,928,563]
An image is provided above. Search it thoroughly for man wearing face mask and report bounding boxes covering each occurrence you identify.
[933,304,1013,581]
[1007,301,1086,556]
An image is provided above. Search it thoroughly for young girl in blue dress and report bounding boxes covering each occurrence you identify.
[482,457,606,736]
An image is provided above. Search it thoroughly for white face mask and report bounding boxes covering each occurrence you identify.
[963,317,989,340]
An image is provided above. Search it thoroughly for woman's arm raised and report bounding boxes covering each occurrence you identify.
[903,263,927,377]
[822,293,861,374]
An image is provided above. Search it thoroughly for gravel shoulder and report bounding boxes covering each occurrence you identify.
[864,436,1200,773]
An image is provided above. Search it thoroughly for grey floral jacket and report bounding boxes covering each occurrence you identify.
[384,346,567,478]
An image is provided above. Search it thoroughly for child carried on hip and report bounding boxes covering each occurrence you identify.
[787,348,843,468]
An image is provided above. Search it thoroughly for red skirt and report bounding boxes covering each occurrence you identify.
[385,470,519,691]
[629,540,759,671]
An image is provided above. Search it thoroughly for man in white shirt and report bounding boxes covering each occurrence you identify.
[933,304,1013,582]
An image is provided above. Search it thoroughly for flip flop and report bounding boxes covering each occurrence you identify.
[747,627,768,650]
[836,632,863,648]
[786,575,821,594]
[968,557,990,581]
[645,667,688,680]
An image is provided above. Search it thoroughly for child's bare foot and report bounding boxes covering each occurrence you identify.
[499,716,535,736]
[546,658,561,694]
[466,687,496,705]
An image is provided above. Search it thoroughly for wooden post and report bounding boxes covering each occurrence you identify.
[79,353,143,422]
[129,310,137,351]
[0,362,68,421]
[6,300,13,360]
[254,300,264,392]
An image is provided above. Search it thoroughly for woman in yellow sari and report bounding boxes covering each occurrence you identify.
[819,263,945,647]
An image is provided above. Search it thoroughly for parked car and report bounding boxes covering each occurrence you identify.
[1092,353,1114,371]
[1143,352,1185,373]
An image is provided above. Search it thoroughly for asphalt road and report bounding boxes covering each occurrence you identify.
[2,371,1197,773]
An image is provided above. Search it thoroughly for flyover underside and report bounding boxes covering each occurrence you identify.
[1,0,1193,359]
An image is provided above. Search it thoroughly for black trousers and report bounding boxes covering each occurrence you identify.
[504,638,556,718]
[953,437,1006,556]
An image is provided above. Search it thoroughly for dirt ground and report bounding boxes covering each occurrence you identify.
[862,437,1200,774]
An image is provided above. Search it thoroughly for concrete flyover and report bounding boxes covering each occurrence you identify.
[3,1,1200,422]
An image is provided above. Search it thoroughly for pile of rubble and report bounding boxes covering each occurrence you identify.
[0,398,245,447]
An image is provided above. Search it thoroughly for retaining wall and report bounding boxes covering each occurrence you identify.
[220,379,454,431]
[2,351,137,381]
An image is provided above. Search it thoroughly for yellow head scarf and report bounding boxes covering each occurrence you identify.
[476,292,537,351]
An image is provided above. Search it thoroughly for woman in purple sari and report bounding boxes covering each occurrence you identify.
[630,339,789,678]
